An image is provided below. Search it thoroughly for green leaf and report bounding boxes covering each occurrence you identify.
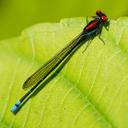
[1,17,128,128]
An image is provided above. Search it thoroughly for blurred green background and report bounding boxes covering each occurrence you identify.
[0,0,128,40]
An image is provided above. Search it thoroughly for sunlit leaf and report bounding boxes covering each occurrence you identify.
[0,17,128,128]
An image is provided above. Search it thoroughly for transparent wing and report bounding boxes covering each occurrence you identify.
[22,33,84,89]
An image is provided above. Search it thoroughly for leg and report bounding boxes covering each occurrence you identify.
[105,18,111,31]
[98,34,105,45]
[82,39,92,53]
[105,26,109,31]
[96,27,105,45]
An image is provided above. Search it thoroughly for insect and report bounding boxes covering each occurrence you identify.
[11,10,110,113]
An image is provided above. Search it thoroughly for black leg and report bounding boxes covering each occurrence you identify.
[96,27,105,45]
[98,34,105,45]
[82,38,93,53]
[105,19,110,31]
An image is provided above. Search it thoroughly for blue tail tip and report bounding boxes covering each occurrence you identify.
[11,100,21,113]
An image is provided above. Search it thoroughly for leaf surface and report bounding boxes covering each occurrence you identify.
[0,17,128,128]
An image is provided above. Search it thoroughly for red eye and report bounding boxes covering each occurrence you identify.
[102,15,107,22]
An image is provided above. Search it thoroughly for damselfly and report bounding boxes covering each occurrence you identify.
[11,10,110,113]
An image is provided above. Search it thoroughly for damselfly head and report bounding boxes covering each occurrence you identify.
[96,10,107,22]
[96,10,110,30]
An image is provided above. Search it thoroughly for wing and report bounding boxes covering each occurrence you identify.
[22,33,84,89]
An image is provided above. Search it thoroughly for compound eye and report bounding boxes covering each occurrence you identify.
[102,15,107,22]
